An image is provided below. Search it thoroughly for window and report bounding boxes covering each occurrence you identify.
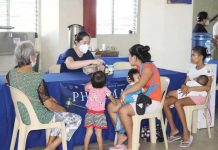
[97,0,138,34]
[0,0,38,32]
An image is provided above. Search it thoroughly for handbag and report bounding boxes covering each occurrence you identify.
[136,63,158,115]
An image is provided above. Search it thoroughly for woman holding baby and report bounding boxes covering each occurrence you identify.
[108,44,162,150]
[164,46,213,148]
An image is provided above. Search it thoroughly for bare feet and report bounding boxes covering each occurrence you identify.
[183,132,190,142]
[170,129,179,136]
[117,134,128,145]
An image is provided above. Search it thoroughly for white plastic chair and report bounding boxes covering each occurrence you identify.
[9,86,67,150]
[165,64,217,138]
[49,64,61,73]
[113,62,131,70]
[114,77,170,150]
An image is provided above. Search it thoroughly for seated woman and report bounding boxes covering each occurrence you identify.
[164,46,212,148]
[6,41,82,150]
[108,44,162,149]
[59,31,104,72]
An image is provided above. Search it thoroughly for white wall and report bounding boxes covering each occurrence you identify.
[140,0,193,72]
[59,0,83,52]
[40,0,83,71]
[97,34,139,56]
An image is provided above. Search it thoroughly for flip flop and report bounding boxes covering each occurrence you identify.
[168,131,181,143]
[178,135,193,148]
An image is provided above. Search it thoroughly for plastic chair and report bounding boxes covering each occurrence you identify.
[114,77,170,150]
[165,64,217,138]
[49,65,61,73]
[9,86,67,150]
[113,62,131,70]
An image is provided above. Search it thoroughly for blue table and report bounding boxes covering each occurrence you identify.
[0,69,186,150]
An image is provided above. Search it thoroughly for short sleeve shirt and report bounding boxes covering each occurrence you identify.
[59,48,94,73]
[187,65,213,80]
[85,84,111,111]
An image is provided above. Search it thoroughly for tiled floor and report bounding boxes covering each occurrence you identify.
[29,107,218,150]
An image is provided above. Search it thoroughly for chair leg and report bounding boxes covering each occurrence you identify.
[61,124,67,150]
[10,118,19,150]
[192,111,198,134]
[45,129,50,144]
[204,108,212,138]
[132,117,140,150]
[184,107,192,133]
[149,118,156,144]
[164,118,168,131]
[17,126,28,150]
[160,116,168,150]
[114,133,118,146]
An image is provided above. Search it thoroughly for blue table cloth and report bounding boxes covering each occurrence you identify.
[0,69,186,150]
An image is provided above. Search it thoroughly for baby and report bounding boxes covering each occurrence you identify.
[116,69,143,134]
[177,75,209,99]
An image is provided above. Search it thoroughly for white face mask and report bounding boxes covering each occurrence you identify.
[205,19,210,26]
[31,62,36,67]
[79,44,90,53]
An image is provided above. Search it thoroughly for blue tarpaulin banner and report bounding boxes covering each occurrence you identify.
[168,0,192,4]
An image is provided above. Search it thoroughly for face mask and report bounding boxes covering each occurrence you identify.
[205,19,210,26]
[31,62,36,68]
[79,44,90,53]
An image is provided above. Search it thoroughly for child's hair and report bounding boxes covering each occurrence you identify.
[192,46,208,61]
[197,75,209,86]
[91,71,107,88]
[128,68,139,82]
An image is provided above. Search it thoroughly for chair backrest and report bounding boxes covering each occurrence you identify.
[49,65,61,73]
[113,62,131,70]
[9,86,40,125]
[160,77,170,109]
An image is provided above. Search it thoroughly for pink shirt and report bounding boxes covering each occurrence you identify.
[85,84,111,111]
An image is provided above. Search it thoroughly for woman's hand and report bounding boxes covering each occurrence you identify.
[120,91,126,102]
[92,59,104,65]
[180,85,188,94]
[126,76,132,83]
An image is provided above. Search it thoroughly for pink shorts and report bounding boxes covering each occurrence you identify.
[190,96,206,105]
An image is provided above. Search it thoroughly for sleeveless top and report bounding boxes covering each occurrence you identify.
[59,48,94,73]
[8,69,54,125]
[138,63,162,102]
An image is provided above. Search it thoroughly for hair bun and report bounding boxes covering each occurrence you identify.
[142,45,150,52]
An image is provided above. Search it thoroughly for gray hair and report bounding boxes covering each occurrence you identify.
[14,41,36,67]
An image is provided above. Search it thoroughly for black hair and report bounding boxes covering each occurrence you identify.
[129,44,151,63]
[74,31,90,44]
[91,71,107,88]
[192,46,208,61]
[197,11,208,22]
[128,69,139,82]
[197,75,209,86]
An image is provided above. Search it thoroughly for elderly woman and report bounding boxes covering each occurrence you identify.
[6,41,82,150]
[59,31,104,72]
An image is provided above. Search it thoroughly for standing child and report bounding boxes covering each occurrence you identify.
[84,71,116,150]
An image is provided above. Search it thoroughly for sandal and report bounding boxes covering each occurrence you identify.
[178,135,193,148]
[168,130,181,143]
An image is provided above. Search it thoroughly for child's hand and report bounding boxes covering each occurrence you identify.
[112,99,121,105]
